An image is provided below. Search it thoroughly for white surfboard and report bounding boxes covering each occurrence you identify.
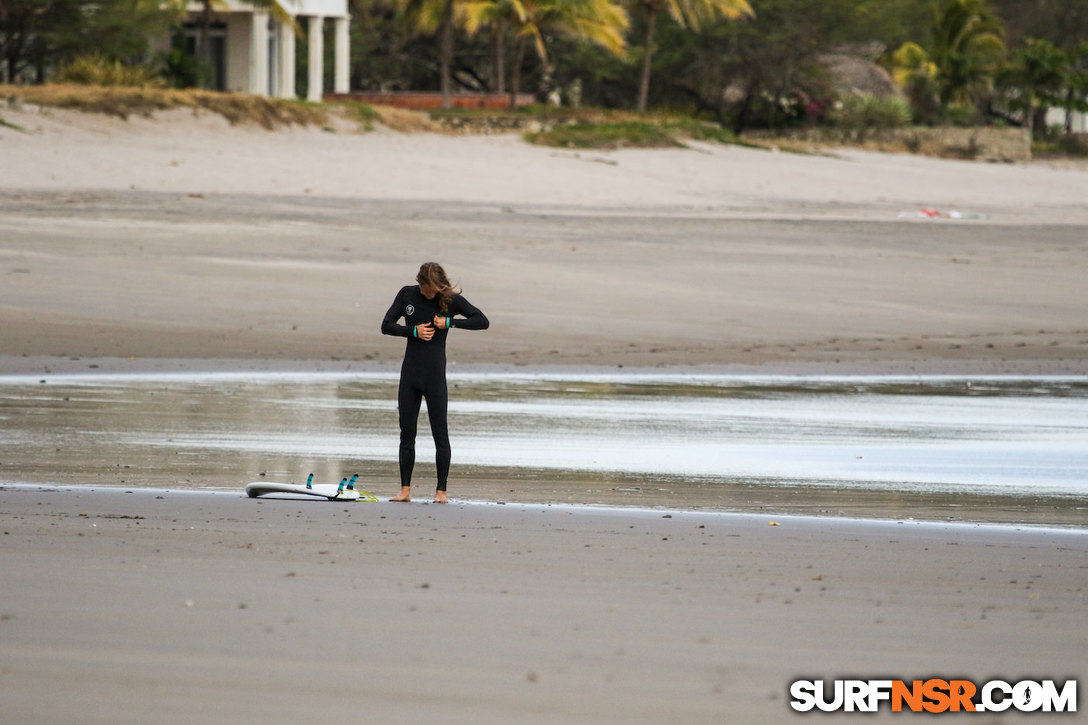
[245,474,378,502]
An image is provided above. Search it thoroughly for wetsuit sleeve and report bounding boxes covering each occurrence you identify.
[381,287,411,337]
[449,294,489,331]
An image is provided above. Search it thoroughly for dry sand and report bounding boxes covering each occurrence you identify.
[1,107,1087,723]
[2,486,1085,724]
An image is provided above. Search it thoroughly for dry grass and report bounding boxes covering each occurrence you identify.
[0,83,453,134]
[0,84,748,147]
[372,105,445,133]
[0,84,329,130]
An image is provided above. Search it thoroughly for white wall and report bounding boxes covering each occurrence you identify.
[1045,107,1087,133]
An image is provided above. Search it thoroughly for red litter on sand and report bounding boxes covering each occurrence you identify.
[896,208,988,220]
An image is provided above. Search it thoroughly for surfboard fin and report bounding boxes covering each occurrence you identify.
[336,477,348,494]
[346,474,359,491]
[306,473,314,490]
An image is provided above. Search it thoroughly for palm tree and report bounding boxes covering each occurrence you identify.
[927,0,1005,106]
[465,1,541,107]
[628,0,753,113]
[401,0,472,109]
[1065,42,1088,134]
[466,0,629,108]
[892,41,940,122]
[998,38,1068,136]
[463,0,528,93]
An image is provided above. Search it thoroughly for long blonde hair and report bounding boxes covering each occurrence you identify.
[416,262,460,313]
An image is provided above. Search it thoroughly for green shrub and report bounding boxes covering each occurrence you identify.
[940,104,983,127]
[525,122,683,149]
[337,100,379,128]
[1057,134,1088,157]
[832,94,912,131]
[1034,134,1088,158]
[660,117,738,144]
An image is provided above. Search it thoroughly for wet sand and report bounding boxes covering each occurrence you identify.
[1,372,1085,526]
[2,485,1085,724]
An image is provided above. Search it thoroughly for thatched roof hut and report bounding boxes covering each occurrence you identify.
[819,43,901,99]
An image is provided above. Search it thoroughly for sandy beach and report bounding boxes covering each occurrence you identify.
[1,106,1087,376]
[2,486,1085,724]
[1,106,1087,722]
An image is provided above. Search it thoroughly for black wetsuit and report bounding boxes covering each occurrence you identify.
[381,285,489,491]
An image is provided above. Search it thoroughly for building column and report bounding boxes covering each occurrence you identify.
[250,10,270,95]
[333,16,350,94]
[276,19,296,98]
[307,15,324,102]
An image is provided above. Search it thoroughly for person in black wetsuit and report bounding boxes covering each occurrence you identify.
[381,262,489,503]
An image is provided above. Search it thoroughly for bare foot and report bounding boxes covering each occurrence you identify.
[433,491,449,504]
[390,486,411,502]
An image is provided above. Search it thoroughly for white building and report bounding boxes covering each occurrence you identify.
[1045,107,1087,134]
[181,0,350,101]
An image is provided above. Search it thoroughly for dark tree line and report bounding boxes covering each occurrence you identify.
[3,0,1086,136]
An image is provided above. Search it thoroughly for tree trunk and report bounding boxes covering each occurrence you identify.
[1065,88,1074,134]
[493,23,505,93]
[439,0,454,110]
[1032,105,1048,139]
[509,36,525,110]
[637,10,657,113]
